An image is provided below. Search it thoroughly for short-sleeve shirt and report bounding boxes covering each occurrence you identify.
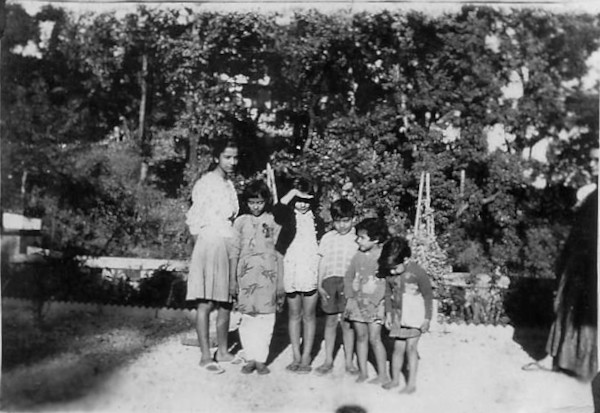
[318,228,357,281]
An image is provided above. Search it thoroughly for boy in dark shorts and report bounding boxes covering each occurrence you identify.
[315,199,359,375]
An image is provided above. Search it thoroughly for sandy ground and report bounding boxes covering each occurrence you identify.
[23,318,594,413]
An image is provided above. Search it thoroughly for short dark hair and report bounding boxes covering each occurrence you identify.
[330,199,355,220]
[355,218,388,243]
[377,236,412,277]
[242,180,273,211]
[291,176,315,207]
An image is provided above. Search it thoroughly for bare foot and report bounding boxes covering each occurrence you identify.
[315,363,334,375]
[368,376,391,385]
[382,381,400,390]
[399,385,416,394]
[345,365,359,375]
[355,374,368,383]
[199,357,214,367]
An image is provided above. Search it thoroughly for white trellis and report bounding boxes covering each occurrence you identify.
[414,171,435,239]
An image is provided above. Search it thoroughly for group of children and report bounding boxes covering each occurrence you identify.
[185,140,433,393]
[233,178,432,393]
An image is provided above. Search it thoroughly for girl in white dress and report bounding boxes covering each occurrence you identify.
[273,178,319,374]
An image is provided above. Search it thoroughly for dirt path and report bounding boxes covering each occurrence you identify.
[27,322,593,413]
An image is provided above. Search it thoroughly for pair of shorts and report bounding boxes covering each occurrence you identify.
[389,326,422,339]
[320,277,346,314]
[287,289,317,298]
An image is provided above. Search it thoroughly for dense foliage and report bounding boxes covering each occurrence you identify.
[2,5,599,321]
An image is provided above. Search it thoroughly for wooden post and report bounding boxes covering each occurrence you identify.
[414,172,425,238]
[425,172,432,237]
[266,162,278,204]
[138,53,148,183]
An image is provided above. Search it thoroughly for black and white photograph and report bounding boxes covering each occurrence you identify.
[1,0,599,411]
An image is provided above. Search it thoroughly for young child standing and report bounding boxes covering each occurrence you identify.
[344,218,390,385]
[273,177,320,374]
[230,180,284,375]
[315,199,359,375]
[378,236,433,394]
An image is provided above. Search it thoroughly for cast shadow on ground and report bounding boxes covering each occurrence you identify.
[1,311,191,411]
[504,277,556,361]
[264,302,395,378]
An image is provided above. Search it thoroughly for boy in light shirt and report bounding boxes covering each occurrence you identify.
[315,199,359,375]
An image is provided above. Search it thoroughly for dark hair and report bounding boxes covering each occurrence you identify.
[291,176,312,193]
[335,405,367,413]
[291,176,315,207]
[355,218,389,243]
[211,138,238,159]
[242,180,273,212]
[330,199,355,220]
[377,236,412,278]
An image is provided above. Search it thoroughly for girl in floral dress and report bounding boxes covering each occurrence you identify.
[231,180,284,375]
[186,139,239,374]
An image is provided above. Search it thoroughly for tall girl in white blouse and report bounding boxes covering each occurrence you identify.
[186,139,239,373]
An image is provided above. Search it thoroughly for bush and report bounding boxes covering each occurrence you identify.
[3,258,189,312]
[136,268,187,309]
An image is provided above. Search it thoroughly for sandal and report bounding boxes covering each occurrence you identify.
[345,366,360,375]
[219,353,246,365]
[256,364,271,375]
[296,364,312,374]
[286,362,301,372]
[201,361,225,375]
[521,361,553,372]
[315,364,334,375]
[241,361,257,374]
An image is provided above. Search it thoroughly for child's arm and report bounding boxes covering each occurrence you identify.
[343,256,357,298]
[275,251,286,311]
[279,188,312,205]
[384,277,393,330]
[316,234,329,301]
[228,218,243,299]
[415,265,434,331]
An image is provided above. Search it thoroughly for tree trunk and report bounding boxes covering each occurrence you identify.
[138,53,148,184]
[187,95,199,175]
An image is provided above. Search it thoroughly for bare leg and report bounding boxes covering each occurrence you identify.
[341,318,357,372]
[401,336,420,394]
[287,293,303,365]
[368,323,390,385]
[196,300,214,365]
[300,292,318,367]
[215,303,234,362]
[316,314,338,371]
[354,321,369,382]
[383,339,405,389]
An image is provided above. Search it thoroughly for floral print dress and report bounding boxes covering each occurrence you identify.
[233,213,282,314]
[343,248,386,323]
